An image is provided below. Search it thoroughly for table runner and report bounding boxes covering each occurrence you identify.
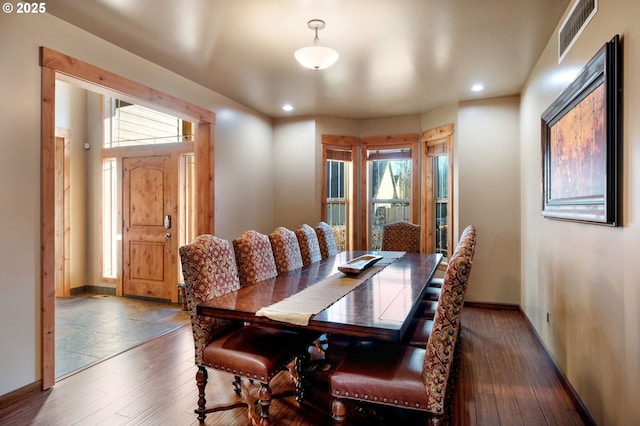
[255,251,405,326]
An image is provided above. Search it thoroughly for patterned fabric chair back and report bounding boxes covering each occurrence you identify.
[381,221,421,253]
[179,234,243,365]
[269,227,304,274]
[295,224,322,266]
[422,226,475,415]
[233,230,278,286]
[315,221,338,258]
[453,225,476,261]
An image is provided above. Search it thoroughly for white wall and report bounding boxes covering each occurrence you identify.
[0,12,274,395]
[521,1,640,423]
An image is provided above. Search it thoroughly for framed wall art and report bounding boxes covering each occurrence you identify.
[541,34,621,226]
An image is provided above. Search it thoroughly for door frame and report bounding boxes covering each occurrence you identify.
[54,128,71,298]
[40,47,216,389]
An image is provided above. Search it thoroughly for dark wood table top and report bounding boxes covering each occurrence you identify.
[197,251,442,342]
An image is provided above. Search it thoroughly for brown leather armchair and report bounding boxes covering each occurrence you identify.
[180,234,311,424]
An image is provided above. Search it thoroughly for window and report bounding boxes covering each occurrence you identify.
[101,158,119,279]
[362,135,419,250]
[421,124,454,260]
[322,136,358,251]
[322,129,453,254]
[104,98,194,148]
[434,155,449,255]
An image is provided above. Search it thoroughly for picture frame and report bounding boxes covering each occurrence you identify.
[541,35,621,226]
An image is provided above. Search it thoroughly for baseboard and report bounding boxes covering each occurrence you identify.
[519,307,597,426]
[0,381,43,411]
[70,285,116,296]
[464,301,520,310]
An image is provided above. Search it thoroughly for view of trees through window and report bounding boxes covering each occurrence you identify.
[435,155,448,256]
[324,126,453,254]
[326,159,349,251]
[369,156,412,250]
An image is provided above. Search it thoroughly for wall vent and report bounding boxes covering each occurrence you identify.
[558,0,598,62]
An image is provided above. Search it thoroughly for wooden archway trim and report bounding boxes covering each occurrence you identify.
[40,47,215,389]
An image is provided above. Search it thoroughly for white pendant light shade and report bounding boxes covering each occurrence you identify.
[295,46,339,70]
[295,19,339,70]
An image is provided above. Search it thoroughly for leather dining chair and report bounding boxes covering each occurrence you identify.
[269,226,304,274]
[233,230,278,286]
[381,221,421,253]
[180,234,311,424]
[295,224,322,266]
[315,221,339,259]
[330,253,474,425]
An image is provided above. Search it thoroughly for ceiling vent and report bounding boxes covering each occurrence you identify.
[558,0,598,62]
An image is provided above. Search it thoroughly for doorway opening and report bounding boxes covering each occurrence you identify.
[41,47,216,388]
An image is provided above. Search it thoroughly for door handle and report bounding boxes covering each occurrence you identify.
[164,233,171,239]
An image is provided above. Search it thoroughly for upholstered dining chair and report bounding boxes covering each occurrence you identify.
[315,221,339,259]
[295,224,322,266]
[381,221,421,253]
[330,253,474,425]
[269,227,304,274]
[179,234,311,424]
[408,225,476,347]
[233,230,278,286]
[417,225,477,318]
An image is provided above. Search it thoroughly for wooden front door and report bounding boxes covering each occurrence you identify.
[122,155,177,301]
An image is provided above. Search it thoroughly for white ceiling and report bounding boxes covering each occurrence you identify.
[46,0,570,120]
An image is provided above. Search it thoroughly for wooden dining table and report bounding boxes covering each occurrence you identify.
[197,250,443,343]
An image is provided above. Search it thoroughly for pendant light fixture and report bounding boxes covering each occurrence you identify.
[294,19,339,70]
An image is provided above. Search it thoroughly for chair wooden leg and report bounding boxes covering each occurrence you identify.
[295,352,310,404]
[428,413,448,426]
[258,383,272,425]
[331,397,346,422]
[195,365,208,423]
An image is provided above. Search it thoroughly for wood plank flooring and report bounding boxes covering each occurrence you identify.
[0,306,591,425]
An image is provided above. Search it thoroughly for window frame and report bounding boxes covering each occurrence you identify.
[421,124,454,261]
[361,134,420,250]
[321,135,358,251]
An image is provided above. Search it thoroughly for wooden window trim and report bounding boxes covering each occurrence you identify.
[361,134,419,249]
[421,124,454,262]
[321,135,358,250]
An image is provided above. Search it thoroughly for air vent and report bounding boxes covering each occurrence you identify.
[558,0,598,62]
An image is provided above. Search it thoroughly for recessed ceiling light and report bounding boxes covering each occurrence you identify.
[282,104,293,111]
[470,83,485,92]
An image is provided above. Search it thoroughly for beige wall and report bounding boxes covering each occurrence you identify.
[521,1,640,424]
[458,96,521,304]
[55,81,88,289]
[272,117,319,231]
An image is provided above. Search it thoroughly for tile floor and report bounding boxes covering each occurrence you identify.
[55,292,190,379]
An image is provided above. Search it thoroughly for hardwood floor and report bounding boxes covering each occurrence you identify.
[0,306,591,425]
